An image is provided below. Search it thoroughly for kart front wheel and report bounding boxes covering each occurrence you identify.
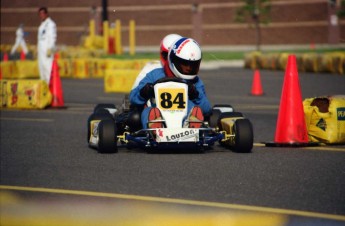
[98,119,118,153]
[87,112,113,143]
[209,109,221,128]
[233,119,253,153]
[218,112,243,130]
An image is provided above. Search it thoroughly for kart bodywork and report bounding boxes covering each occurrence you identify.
[87,79,253,153]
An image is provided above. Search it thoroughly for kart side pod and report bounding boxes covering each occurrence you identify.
[219,116,253,153]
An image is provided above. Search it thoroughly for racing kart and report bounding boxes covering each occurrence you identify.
[87,78,253,153]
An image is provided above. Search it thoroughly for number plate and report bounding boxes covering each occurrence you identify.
[155,128,199,142]
[157,88,187,111]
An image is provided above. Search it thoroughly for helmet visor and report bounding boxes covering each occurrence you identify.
[171,54,201,76]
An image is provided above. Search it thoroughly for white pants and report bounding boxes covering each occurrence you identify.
[38,51,53,85]
[10,38,28,55]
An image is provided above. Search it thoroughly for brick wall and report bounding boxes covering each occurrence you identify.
[1,0,344,47]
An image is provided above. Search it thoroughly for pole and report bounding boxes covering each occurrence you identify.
[90,19,95,38]
[129,20,136,56]
[102,0,108,22]
[103,21,109,53]
[115,19,122,55]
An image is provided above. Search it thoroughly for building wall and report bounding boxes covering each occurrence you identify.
[1,0,344,47]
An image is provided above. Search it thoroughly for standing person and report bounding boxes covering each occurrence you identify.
[37,7,57,84]
[10,24,28,56]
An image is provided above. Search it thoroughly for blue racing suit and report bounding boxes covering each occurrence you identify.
[129,67,212,128]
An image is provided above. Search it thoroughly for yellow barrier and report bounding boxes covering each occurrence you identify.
[1,60,71,79]
[90,58,107,78]
[277,53,289,70]
[262,53,280,70]
[1,60,38,79]
[104,69,140,93]
[301,53,322,72]
[16,61,39,79]
[319,54,333,73]
[106,59,136,70]
[1,61,18,79]
[244,52,344,75]
[57,59,73,78]
[244,51,261,69]
[104,59,150,71]
[328,52,345,75]
[133,59,151,70]
[59,46,104,58]
[0,58,153,80]
[72,58,92,79]
[0,79,52,109]
[304,95,345,144]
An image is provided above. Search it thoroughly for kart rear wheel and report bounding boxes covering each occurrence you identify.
[213,104,235,112]
[87,112,113,142]
[98,119,118,153]
[94,103,116,113]
[233,119,253,153]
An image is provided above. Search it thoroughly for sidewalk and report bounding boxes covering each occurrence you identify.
[200,60,243,70]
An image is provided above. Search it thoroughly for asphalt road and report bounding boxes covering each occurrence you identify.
[1,67,345,225]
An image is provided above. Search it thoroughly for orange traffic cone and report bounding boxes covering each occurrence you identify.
[266,55,318,147]
[49,59,65,108]
[3,53,9,61]
[251,69,264,96]
[54,52,60,60]
[20,51,26,60]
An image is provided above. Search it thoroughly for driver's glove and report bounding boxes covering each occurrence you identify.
[188,83,199,100]
[140,83,154,100]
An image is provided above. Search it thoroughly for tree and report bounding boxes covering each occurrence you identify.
[337,0,345,18]
[235,0,271,51]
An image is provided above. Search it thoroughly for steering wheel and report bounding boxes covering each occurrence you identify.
[154,77,185,85]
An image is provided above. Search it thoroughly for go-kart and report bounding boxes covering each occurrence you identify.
[87,78,253,153]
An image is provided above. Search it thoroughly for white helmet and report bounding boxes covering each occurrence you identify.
[160,34,182,66]
[168,37,202,80]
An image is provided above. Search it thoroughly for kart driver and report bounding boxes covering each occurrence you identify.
[129,37,212,129]
[131,33,182,90]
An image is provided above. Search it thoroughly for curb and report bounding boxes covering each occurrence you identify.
[200,60,244,70]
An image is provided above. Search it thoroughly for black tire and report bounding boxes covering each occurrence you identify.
[213,104,235,112]
[95,108,111,114]
[87,112,113,142]
[94,103,116,113]
[98,119,118,153]
[233,119,253,153]
[209,109,221,128]
[218,112,243,130]
[122,95,131,112]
